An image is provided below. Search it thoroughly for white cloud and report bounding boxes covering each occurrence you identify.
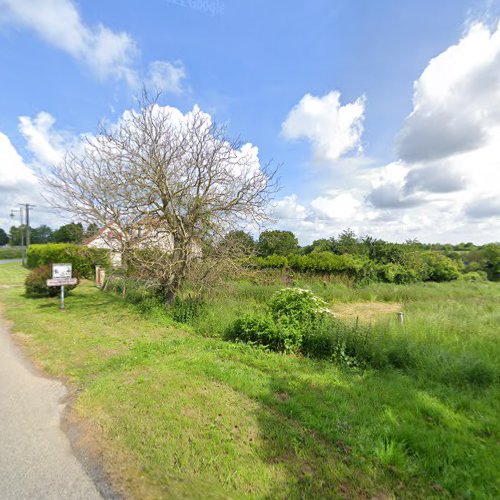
[397,22,500,162]
[0,0,137,85]
[361,22,500,237]
[0,133,41,230]
[282,91,366,164]
[0,0,187,91]
[147,61,187,95]
[272,194,306,221]
[310,193,361,221]
[18,112,68,166]
[273,22,500,245]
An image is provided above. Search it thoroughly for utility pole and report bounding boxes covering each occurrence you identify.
[11,206,26,266]
[19,204,35,261]
[24,204,35,248]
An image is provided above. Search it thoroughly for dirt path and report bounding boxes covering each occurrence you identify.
[0,319,103,499]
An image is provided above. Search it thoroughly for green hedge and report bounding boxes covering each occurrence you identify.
[252,250,461,283]
[26,243,110,279]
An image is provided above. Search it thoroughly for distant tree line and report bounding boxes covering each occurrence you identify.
[226,229,500,283]
[0,222,98,246]
[2,223,498,283]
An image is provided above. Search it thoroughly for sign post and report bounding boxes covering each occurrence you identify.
[46,264,77,310]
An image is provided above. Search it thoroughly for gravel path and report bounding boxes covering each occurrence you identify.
[0,319,103,499]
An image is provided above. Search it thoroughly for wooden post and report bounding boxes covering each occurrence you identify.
[60,285,65,310]
[397,312,404,325]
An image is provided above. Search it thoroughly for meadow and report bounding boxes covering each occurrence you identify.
[0,262,499,498]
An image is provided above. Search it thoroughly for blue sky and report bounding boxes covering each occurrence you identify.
[1,0,500,243]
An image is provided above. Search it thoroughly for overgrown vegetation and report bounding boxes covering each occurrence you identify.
[1,262,499,498]
[251,229,500,284]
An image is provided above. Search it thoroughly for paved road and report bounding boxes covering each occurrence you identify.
[0,319,103,499]
[0,259,22,265]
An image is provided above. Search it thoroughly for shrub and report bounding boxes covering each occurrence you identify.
[225,313,303,353]
[421,252,461,282]
[25,264,79,297]
[269,287,331,324]
[27,243,110,278]
[459,271,488,282]
[225,288,333,353]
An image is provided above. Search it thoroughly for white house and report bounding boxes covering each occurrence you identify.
[84,223,200,267]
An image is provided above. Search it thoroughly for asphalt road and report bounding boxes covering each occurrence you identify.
[0,319,103,499]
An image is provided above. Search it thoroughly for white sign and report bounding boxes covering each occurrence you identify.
[53,263,72,279]
[47,278,78,286]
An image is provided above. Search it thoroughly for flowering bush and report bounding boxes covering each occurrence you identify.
[269,287,333,324]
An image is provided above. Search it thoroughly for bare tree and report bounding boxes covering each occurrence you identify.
[43,94,278,303]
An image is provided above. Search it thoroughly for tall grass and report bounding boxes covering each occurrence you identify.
[118,275,500,389]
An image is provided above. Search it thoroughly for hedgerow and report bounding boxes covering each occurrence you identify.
[251,250,461,284]
[26,243,110,278]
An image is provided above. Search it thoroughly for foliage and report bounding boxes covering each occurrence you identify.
[8,225,25,246]
[223,230,255,255]
[0,228,8,246]
[269,287,331,323]
[52,222,84,243]
[24,264,79,297]
[170,296,206,324]
[420,251,461,281]
[226,288,333,353]
[26,243,110,278]
[2,263,500,498]
[257,230,299,256]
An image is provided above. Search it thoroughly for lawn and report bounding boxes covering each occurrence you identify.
[0,262,499,498]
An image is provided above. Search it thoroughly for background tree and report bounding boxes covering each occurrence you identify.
[43,95,277,303]
[8,226,24,246]
[257,230,298,256]
[224,230,255,255]
[52,222,84,243]
[30,225,53,244]
[84,223,99,240]
[0,228,8,246]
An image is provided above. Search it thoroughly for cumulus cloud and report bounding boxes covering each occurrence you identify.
[18,112,68,166]
[0,0,137,84]
[147,61,187,95]
[366,183,423,209]
[0,132,41,229]
[272,194,307,221]
[403,163,467,194]
[363,22,500,231]
[0,0,187,91]
[464,196,500,218]
[397,22,500,163]
[310,193,361,220]
[282,91,366,164]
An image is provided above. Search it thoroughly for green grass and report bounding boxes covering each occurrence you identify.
[0,246,22,259]
[0,262,499,498]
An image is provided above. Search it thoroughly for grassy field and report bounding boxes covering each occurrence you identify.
[0,246,22,259]
[0,262,499,498]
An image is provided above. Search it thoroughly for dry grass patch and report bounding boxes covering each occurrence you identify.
[332,301,403,323]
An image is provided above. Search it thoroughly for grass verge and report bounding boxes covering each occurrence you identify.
[0,262,499,498]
